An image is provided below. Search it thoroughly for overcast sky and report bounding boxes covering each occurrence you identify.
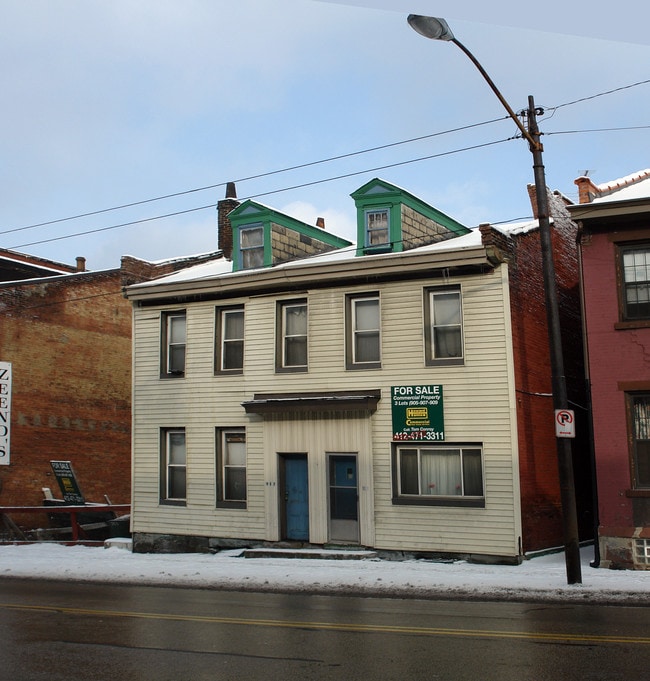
[2,0,649,270]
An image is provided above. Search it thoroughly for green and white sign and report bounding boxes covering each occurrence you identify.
[391,385,444,441]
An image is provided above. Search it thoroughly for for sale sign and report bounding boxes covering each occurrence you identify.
[51,461,85,504]
[391,385,444,441]
[0,362,11,465]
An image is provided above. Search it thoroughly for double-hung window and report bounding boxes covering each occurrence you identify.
[424,286,463,365]
[393,444,484,506]
[346,293,380,369]
[161,428,186,504]
[216,306,244,373]
[620,243,650,321]
[629,394,650,488]
[239,225,264,270]
[277,299,308,371]
[365,209,390,250]
[161,311,186,377]
[217,428,247,507]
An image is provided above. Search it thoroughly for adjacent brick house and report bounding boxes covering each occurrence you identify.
[125,179,591,561]
[570,169,650,569]
[0,248,223,523]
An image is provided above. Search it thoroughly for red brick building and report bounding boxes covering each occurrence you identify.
[570,169,650,569]
[484,187,592,550]
[0,249,222,522]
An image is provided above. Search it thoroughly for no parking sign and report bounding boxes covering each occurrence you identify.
[555,409,575,438]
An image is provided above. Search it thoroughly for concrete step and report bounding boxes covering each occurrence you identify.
[243,547,378,560]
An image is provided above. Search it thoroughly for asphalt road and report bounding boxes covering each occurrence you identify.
[1,578,649,680]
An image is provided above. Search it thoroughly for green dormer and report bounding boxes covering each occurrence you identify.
[228,201,352,272]
[351,178,471,257]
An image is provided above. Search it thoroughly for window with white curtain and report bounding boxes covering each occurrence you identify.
[393,444,484,506]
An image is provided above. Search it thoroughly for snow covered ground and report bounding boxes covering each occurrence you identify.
[1,541,648,605]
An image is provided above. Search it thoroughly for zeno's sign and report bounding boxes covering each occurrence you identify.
[0,362,11,465]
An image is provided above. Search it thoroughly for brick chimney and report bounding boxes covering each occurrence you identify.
[316,217,325,229]
[218,182,239,260]
[574,176,600,204]
[75,256,86,272]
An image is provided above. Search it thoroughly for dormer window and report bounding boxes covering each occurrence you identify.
[352,178,470,257]
[227,200,352,273]
[239,225,264,269]
[366,209,390,249]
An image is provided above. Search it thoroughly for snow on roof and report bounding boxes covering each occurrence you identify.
[0,254,74,275]
[592,169,650,204]
[129,220,542,291]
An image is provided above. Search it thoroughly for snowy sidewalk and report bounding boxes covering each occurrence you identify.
[1,542,648,605]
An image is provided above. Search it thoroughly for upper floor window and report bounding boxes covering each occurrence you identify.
[161,311,186,377]
[240,225,264,269]
[424,286,463,365]
[216,306,244,373]
[160,428,186,504]
[620,244,650,320]
[393,444,484,506]
[217,428,247,507]
[365,209,390,250]
[630,394,650,488]
[346,293,381,370]
[277,299,308,371]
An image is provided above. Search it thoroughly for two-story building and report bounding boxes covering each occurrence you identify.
[126,179,591,563]
[571,169,650,569]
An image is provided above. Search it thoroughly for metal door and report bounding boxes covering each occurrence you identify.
[328,454,359,543]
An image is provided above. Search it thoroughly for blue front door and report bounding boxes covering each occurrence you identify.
[284,455,309,541]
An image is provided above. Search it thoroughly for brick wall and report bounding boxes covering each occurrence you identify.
[0,254,216,523]
[490,188,591,551]
[0,271,133,513]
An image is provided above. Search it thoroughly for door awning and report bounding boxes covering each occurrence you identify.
[242,389,381,415]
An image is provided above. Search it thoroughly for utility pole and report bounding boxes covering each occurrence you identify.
[526,96,582,584]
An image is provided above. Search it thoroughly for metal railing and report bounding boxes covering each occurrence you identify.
[0,504,130,545]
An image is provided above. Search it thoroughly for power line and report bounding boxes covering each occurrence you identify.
[549,78,650,111]
[546,124,650,136]
[0,116,509,236]
[4,77,649,250]
[9,137,516,250]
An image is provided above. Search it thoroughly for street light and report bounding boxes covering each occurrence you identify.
[408,14,582,584]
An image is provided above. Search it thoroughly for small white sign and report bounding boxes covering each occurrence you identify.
[555,409,575,438]
[0,361,11,465]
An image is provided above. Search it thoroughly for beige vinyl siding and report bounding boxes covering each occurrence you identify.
[131,263,521,557]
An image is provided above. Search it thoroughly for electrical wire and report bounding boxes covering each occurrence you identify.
[9,136,516,250]
[4,77,649,249]
[0,116,510,236]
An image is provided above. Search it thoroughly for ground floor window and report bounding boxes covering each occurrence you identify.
[217,428,247,507]
[630,394,650,488]
[160,428,186,504]
[392,444,484,507]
